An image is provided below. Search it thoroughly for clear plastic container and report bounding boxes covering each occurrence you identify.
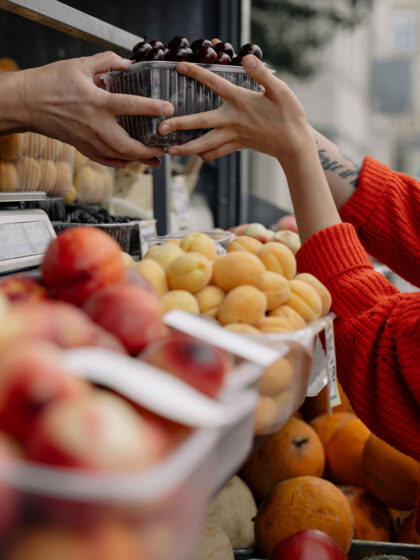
[105,61,260,147]
[0,132,75,196]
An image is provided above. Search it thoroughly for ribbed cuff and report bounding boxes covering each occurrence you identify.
[296,223,373,282]
[340,156,393,230]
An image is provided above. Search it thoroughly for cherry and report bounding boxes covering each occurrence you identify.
[132,41,152,61]
[215,51,231,65]
[214,41,235,59]
[239,43,262,59]
[231,55,245,66]
[168,36,189,49]
[149,40,164,50]
[166,47,193,61]
[195,45,217,64]
[191,38,212,52]
[146,47,165,61]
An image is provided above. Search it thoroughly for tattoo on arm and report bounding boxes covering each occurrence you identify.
[318,149,361,188]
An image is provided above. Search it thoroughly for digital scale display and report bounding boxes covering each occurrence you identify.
[0,221,52,260]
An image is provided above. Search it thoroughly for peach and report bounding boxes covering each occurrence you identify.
[0,161,18,191]
[273,230,301,255]
[74,150,88,172]
[41,227,125,306]
[84,284,167,355]
[64,185,77,204]
[123,268,157,295]
[254,396,278,435]
[166,238,183,246]
[0,275,49,302]
[140,333,229,397]
[166,252,212,293]
[135,259,168,296]
[257,242,296,279]
[259,271,290,311]
[224,323,260,334]
[27,390,171,471]
[38,159,57,191]
[16,156,41,190]
[212,252,265,292]
[295,272,332,315]
[257,316,294,333]
[143,244,159,258]
[218,285,267,326]
[161,290,200,314]
[285,279,323,322]
[227,235,263,254]
[120,251,136,268]
[181,232,218,260]
[276,214,298,233]
[269,304,307,330]
[259,358,293,397]
[0,340,88,441]
[243,223,273,243]
[0,133,25,160]
[232,223,249,235]
[145,242,184,271]
[195,285,225,318]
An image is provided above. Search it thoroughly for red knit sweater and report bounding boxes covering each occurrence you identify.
[296,157,420,464]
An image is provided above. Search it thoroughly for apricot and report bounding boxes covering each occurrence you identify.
[257,316,294,333]
[181,232,218,260]
[54,161,73,195]
[227,235,263,254]
[135,259,168,296]
[224,323,260,334]
[41,137,63,160]
[254,396,278,434]
[16,156,41,190]
[64,186,77,204]
[218,285,267,326]
[259,271,290,311]
[146,243,184,271]
[195,285,225,318]
[166,252,212,293]
[166,238,182,246]
[161,290,200,314]
[212,252,265,292]
[259,357,293,397]
[74,150,88,172]
[285,279,323,322]
[269,304,307,330]
[24,133,47,158]
[38,159,57,191]
[58,142,75,162]
[295,272,332,315]
[257,242,296,279]
[0,134,25,160]
[0,161,18,191]
[120,252,136,268]
[273,230,301,254]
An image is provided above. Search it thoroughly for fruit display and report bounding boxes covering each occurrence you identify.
[70,150,114,204]
[0,132,74,195]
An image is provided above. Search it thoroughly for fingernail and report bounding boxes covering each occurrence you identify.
[177,63,188,73]
[243,55,256,70]
[168,147,179,155]
[159,123,170,134]
[160,105,173,117]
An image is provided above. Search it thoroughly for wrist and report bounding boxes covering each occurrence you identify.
[0,71,31,133]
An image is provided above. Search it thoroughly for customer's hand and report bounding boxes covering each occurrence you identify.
[20,52,174,168]
[158,55,313,165]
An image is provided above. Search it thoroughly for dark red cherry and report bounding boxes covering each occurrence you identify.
[146,47,165,61]
[132,41,152,61]
[214,41,235,59]
[231,55,245,66]
[168,36,189,49]
[239,43,262,59]
[191,38,212,52]
[195,45,217,64]
[215,51,231,65]
[149,40,164,50]
[166,47,193,61]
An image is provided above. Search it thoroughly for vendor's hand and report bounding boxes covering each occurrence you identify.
[20,52,174,168]
[158,55,313,165]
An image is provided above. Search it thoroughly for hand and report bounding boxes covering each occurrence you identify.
[158,55,314,164]
[19,52,174,168]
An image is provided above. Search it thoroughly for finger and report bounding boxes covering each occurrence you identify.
[242,55,285,100]
[87,51,132,74]
[199,141,240,162]
[175,62,239,101]
[95,120,165,160]
[167,129,232,157]
[159,108,224,135]
[101,90,174,117]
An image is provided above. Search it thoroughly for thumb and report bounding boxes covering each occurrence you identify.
[242,55,284,100]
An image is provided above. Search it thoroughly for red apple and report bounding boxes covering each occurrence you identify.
[0,275,49,302]
[41,227,125,306]
[0,340,89,442]
[140,333,230,398]
[26,390,172,472]
[84,284,168,355]
[268,530,347,560]
[276,215,298,234]
[233,223,249,235]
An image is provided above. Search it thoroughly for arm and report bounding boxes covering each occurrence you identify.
[0,52,174,168]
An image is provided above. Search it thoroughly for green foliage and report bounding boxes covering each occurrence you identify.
[251,0,373,78]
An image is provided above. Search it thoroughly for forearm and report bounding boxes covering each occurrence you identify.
[310,126,361,211]
[0,71,29,134]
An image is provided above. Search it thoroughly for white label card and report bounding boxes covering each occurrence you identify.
[324,319,341,412]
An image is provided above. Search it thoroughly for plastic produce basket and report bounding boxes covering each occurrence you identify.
[105,61,260,146]
[349,540,420,559]
[146,230,235,254]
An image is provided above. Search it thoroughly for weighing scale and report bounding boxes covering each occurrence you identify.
[0,193,56,276]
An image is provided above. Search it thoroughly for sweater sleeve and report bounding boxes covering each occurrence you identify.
[297,223,420,462]
[340,156,420,288]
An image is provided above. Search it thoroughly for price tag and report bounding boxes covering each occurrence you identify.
[324,319,341,412]
[138,220,157,257]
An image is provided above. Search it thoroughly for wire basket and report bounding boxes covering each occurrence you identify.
[349,540,420,559]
